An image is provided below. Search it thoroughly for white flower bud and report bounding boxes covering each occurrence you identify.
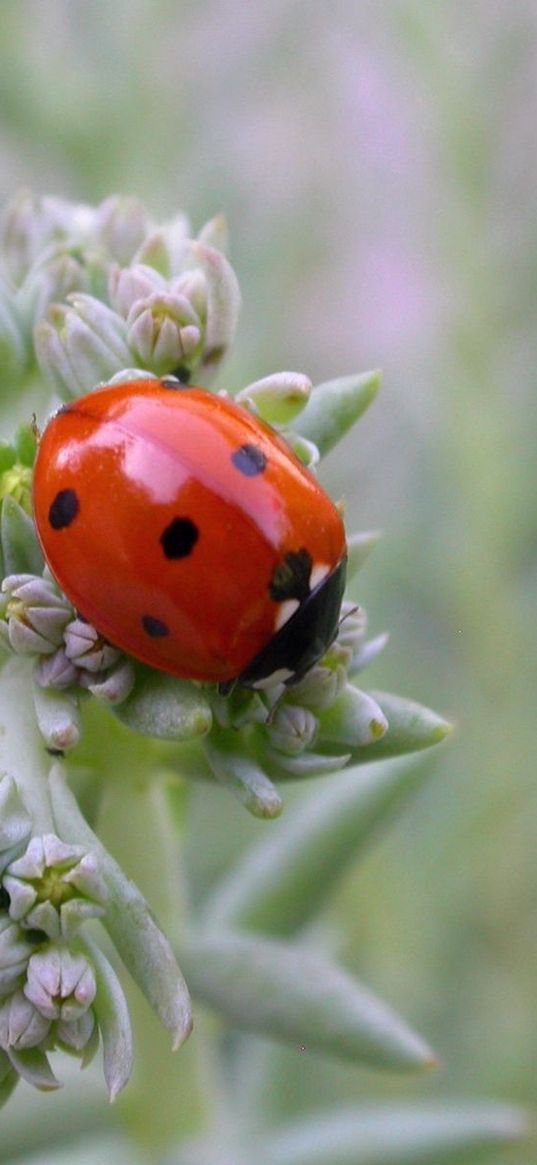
[0,988,50,1049]
[25,944,96,1022]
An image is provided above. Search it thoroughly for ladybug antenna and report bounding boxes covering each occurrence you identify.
[338,603,360,628]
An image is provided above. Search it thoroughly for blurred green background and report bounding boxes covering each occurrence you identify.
[0,1,535,1161]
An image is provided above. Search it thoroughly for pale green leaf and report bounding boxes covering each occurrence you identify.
[267,1102,528,1165]
[295,370,381,456]
[203,725,283,819]
[317,685,388,748]
[82,936,133,1102]
[182,930,436,1072]
[204,760,431,935]
[1,495,43,576]
[346,529,382,579]
[112,667,212,742]
[340,690,453,764]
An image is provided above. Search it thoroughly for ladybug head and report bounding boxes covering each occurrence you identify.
[236,556,347,690]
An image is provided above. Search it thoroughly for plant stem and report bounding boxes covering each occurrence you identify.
[0,656,55,833]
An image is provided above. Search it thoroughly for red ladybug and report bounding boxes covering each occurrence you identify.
[32,378,347,688]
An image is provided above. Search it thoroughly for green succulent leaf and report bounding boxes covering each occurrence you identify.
[236,371,312,425]
[14,423,37,467]
[203,723,283,819]
[260,745,351,781]
[83,935,133,1102]
[295,370,381,456]
[346,530,382,579]
[7,1046,60,1092]
[203,760,432,936]
[1,495,44,576]
[317,684,388,749]
[341,691,453,764]
[0,1062,18,1111]
[182,930,436,1073]
[266,1102,528,1165]
[0,443,16,475]
[111,666,212,742]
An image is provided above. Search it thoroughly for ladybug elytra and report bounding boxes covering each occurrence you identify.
[32,378,347,689]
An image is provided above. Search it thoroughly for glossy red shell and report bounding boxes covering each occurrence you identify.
[32,379,347,683]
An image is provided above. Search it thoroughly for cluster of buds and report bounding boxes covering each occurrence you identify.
[0,190,239,398]
[0,571,135,753]
[0,774,131,1098]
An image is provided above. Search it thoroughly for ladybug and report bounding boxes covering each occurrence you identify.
[32,378,347,689]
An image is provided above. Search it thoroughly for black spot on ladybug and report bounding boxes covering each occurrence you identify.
[269,548,313,603]
[142,614,170,638]
[231,444,267,477]
[160,517,199,559]
[48,488,79,530]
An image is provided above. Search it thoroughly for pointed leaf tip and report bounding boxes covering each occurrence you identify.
[336,691,453,765]
[296,369,381,456]
[183,931,436,1073]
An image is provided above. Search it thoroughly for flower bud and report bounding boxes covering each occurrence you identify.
[1,190,60,286]
[0,574,73,656]
[4,834,106,939]
[0,277,29,383]
[172,268,207,319]
[0,988,50,1049]
[2,190,96,283]
[266,704,318,756]
[16,244,107,331]
[25,944,96,1023]
[126,291,201,376]
[350,631,390,673]
[35,293,131,397]
[289,662,348,711]
[0,917,34,997]
[55,1007,96,1052]
[197,213,229,254]
[108,261,166,318]
[135,212,190,277]
[236,372,312,426]
[94,195,152,265]
[33,648,80,690]
[80,656,135,704]
[63,618,122,674]
[188,241,240,380]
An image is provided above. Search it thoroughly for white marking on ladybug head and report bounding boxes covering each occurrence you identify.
[252,667,295,690]
[309,562,330,591]
[274,598,300,632]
